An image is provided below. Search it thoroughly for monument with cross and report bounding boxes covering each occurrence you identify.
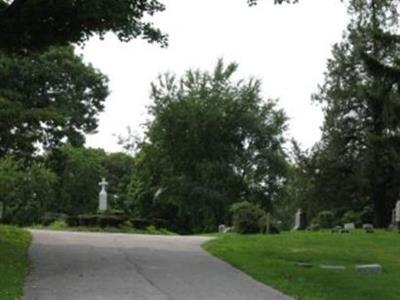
[98,178,109,212]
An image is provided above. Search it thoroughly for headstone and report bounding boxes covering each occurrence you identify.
[0,201,3,221]
[296,262,313,268]
[395,200,400,231]
[293,209,307,231]
[363,223,374,233]
[320,265,346,270]
[355,264,382,273]
[98,178,109,212]
[344,223,356,231]
[218,224,226,233]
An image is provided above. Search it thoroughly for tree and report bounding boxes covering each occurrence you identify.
[128,60,288,233]
[46,145,107,215]
[0,46,109,159]
[0,0,166,52]
[0,156,57,225]
[313,0,400,226]
[103,152,135,210]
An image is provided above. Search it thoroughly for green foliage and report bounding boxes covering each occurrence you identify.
[205,231,400,300]
[293,0,400,227]
[0,0,166,52]
[0,156,57,225]
[127,60,288,233]
[0,226,31,300]
[341,210,361,226]
[314,211,334,229]
[102,152,135,211]
[0,46,108,158]
[130,218,151,229]
[230,201,266,234]
[47,146,107,215]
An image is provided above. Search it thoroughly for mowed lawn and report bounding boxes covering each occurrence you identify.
[0,226,31,300]
[204,231,400,300]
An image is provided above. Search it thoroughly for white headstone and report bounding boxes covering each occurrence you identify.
[395,200,400,222]
[344,223,355,231]
[293,209,306,230]
[98,178,108,212]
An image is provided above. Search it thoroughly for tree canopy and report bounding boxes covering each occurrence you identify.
[0,0,166,52]
[305,0,400,226]
[0,46,109,158]
[128,60,288,233]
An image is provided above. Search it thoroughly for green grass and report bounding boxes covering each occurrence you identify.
[0,226,31,300]
[31,220,175,235]
[204,230,400,300]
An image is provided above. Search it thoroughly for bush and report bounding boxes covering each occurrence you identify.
[98,215,125,228]
[360,206,374,224]
[230,201,265,234]
[341,210,361,226]
[258,215,280,234]
[66,216,79,227]
[41,212,68,226]
[314,211,334,229]
[153,218,170,229]
[77,215,98,227]
[307,224,320,231]
[130,219,151,229]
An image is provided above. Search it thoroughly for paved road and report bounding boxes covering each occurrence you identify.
[24,230,292,300]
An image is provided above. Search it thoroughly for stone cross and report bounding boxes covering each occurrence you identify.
[98,178,108,212]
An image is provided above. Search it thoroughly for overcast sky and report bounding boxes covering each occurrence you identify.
[78,0,349,153]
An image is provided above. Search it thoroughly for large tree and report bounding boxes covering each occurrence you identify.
[128,60,288,233]
[0,0,166,52]
[0,46,108,158]
[314,0,400,227]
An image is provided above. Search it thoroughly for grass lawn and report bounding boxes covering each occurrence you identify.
[204,230,400,300]
[0,226,31,300]
[31,220,175,235]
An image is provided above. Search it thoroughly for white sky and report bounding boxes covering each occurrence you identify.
[78,0,349,153]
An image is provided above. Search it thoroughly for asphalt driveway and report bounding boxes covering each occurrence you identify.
[24,230,292,300]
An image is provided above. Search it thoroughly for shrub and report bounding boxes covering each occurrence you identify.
[153,218,170,229]
[341,210,361,226]
[66,216,79,227]
[77,214,98,227]
[230,201,265,234]
[360,206,374,224]
[315,211,334,229]
[307,224,320,231]
[98,215,125,228]
[258,215,280,234]
[130,219,151,229]
[41,212,68,226]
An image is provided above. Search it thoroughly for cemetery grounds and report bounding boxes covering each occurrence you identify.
[1,225,400,300]
[204,230,400,300]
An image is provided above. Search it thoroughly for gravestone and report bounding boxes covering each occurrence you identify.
[218,224,226,233]
[344,223,355,231]
[363,223,374,233]
[293,209,307,231]
[98,178,109,212]
[355,264,382,273]
[395,200,400,231]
